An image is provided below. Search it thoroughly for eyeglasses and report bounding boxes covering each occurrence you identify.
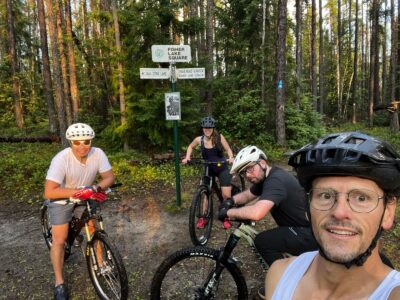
[308,188,385,213]
[239,163,259,177]
[72,140,91,146]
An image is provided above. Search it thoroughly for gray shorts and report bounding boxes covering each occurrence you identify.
[47,201,86,225]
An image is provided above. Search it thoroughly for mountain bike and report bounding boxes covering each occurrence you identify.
[151,220,278,299]
[151,219,395,300]
[40,183,129,300]
[187,159,245,246]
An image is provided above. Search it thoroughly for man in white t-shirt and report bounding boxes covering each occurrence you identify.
[265,132,400,300]
[44,123,115,300]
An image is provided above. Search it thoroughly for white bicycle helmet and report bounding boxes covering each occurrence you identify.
[65,123,95,140]
[230,145,267,174]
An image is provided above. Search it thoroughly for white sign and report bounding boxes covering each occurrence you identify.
[165,92,181,120]
[152,45,191,63]
[140,68,170,79]
[177,68,205,79]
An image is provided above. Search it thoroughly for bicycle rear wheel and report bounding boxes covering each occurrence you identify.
[150,246,248,299]
[40,203,71,260]
[86,231,129,300]
[189,186,213,246]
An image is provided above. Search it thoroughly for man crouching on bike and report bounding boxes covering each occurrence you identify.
[218,145,318,299]
[44,123,115,300]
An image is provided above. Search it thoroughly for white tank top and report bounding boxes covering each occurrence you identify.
[272,251,400,300]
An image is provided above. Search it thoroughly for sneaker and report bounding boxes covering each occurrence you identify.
[54,283,69,300]
[196,217,208,229]
[258,287,265,299]
[223,218,232,229]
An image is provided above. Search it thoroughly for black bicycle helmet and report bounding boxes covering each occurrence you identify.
[288,131,400,193]
[289,131,400,268]
[200,116,216,128]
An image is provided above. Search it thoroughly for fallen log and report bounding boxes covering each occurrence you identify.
[0,136,60,143]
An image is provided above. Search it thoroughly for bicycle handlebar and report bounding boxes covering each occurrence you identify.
[184,158,227,165]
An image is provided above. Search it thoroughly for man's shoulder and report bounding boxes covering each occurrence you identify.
[389,285,400,300]
[265,257,297,299]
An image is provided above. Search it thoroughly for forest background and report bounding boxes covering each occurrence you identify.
[2,0,400,199]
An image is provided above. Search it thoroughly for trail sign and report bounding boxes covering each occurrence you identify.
[151,45,191,63]
[177,68,205,79]
[165,92,181,120]
[139,68,170,79]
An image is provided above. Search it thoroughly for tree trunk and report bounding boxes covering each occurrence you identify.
[390,0,399,131]
[6,0,25,128]
[55,0,72,125]
[261,0,266,108]
[45,0,68,146]
[318,0,324,114]
[351,0,359,124]
[295,0,302,109]
[382,0,388,104]
[311,0,317,110]
[111,0,128,150]
[276,0,287,146]
[337,0,342,119]
[65,0,79,122]
[205,0,214,114]
[369,0,380,127]
[37,0,57,134]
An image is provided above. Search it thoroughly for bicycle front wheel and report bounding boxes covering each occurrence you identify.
[86,231,129,300]
[189,186,213,246]
[150,246,248,300]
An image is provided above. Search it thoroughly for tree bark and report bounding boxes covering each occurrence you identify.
[45,0,68,146]
[337,0,343,119]
[276,0,287,146]
[37,0,57,134]
[65,0,79,122]
[6,0,25,128]
[390,0,399,131]
[55,0,72,125]
[318,0,324,114]
[351,0,359,124]
[295,0,302,109]
[311,0,317,110]
[205,0,214,114]
[111,0,128,150]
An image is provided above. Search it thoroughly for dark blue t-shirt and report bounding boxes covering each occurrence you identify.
[250,166,310,227]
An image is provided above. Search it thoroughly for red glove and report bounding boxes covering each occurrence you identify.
[90,192,107,202]
[72,186,96,200]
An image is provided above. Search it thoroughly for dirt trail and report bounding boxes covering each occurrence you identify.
[0,186,266,299]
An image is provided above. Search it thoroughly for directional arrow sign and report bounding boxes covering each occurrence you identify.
[140,68,170,79]
[177,68,205,79]
[151,45,191,63]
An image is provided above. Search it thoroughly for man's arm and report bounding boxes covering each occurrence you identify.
[232,189,258,205]
[227,198,274,221]
[97,169,115,190]
[44,180,80,199]
[265,257,294,300]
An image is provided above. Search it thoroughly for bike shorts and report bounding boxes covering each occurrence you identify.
[47,200,96,225]
[213,168,232,187]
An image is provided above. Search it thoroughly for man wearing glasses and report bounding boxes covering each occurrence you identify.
[218,145,317,299]
[263,132,400,299]
[44,123,115,300]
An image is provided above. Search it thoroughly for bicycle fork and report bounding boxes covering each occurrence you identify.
[203,234,241,296]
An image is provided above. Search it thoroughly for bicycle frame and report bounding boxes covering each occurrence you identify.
[200,164,224,202]
[219,222,269,272]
